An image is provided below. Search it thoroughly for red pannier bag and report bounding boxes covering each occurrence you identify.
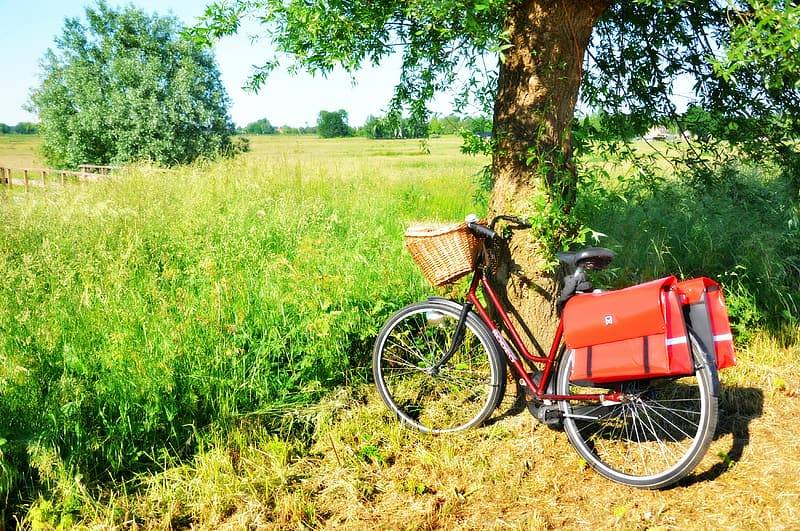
[563,276,694,384]
[675,277,736,370]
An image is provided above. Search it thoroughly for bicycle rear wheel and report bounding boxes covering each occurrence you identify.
[556,330,719,488]
[372,301,506,433]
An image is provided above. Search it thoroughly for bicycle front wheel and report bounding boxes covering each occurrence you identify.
[372,301,506,433]
[556,330,719,488]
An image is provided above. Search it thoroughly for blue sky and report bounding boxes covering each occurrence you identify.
[0,1,698,128]
[0,0,455,127]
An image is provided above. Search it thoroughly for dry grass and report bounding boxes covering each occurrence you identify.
[0,134,42,168]
[60,330,799,530]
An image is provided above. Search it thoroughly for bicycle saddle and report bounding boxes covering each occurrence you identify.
[557,247,615,270]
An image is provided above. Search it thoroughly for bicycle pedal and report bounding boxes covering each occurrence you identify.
[529,403,563,429]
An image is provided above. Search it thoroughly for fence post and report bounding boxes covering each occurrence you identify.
[41,169,47,190]
[23,169,29,192]
[60,171,66,186]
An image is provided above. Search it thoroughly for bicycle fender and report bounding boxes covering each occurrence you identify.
[425,296,495,343]
[426,296,467,313]
[692,331,721,397]
[425,296,509,363]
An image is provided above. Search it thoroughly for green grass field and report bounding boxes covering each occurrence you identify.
[0,134,42,168]
[1,134,798,528]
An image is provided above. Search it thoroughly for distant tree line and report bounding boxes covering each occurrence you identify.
[238,110,351,137]
[574,106,758,143]
[355,113,492,139]
[236,118,316,135]
[237,112,493,139]
[0,122,39,134]
[6,107,756,145]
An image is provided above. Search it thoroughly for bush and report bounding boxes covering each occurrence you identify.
[29,2,236,168]
[576,160,799,336]
[317,110,351,138]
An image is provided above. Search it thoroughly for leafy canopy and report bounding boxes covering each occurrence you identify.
[195,0,800,187]
[242,118,276,135]
[31,1,237,169]
[317,109,352,138]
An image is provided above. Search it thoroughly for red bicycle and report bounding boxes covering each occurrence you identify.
[373,214,730,488]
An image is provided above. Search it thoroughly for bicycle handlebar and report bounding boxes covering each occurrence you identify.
[465,213,531,240]
[489,215,532,231]
[467,221,498,240]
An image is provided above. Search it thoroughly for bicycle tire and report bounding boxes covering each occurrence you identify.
[556,329,719,488]
[372,301,506,433]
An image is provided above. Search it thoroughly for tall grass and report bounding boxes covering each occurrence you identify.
[1,136,798,525]
[0,137,484,507]
[576,160,800,339]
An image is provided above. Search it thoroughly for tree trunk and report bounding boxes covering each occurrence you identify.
[489,0,609,355]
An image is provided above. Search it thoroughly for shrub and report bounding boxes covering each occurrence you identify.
[577,160,799,334]
[317,110,351,138]
[29,2,236,168]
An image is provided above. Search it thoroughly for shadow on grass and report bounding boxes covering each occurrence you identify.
[487,379,765,488]
[485,381,529,426]
[680,384,764,486]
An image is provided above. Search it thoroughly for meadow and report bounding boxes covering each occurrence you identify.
[1,134,798,528]
[0,134,41,168]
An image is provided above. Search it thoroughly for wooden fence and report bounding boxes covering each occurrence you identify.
[0,165,118,192]
[78,164,119,175]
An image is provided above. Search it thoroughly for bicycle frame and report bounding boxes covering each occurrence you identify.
[463,268,618,403]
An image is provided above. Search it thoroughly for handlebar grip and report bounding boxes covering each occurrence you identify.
[468,222,498,240]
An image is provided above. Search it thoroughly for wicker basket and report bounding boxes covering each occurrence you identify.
[404,222,481,286]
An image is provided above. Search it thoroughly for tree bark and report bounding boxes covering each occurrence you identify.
[489,0,609,355]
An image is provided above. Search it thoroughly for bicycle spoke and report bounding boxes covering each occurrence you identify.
[639,401,696,441]
[622,403,634,465]
[382,367,420,378]
[387,337,426,364]
[644,398,701,402]
[645,403,701,427]
[629,407,649,475]
[374,305,501,433]
[382,350,425,371]
[576,407,619,435]
[638,402,673,467]
[435,370,491,390]
[417,315,438,362]
[646,402,701,416]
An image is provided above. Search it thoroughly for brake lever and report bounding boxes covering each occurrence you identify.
[489,215,532,231]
